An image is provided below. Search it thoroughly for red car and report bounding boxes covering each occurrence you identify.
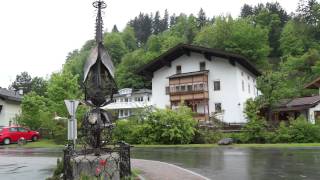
[0,126,40,145]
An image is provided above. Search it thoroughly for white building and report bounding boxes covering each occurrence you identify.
[138,44,260,123]
[103,88,152,119]
[0,88,22,126]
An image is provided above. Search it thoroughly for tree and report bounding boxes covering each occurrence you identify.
[297,0,320,26]
[194,17,271,68]
[121,26,137,52]
[257,71,288,120]
[129,13,153,45]
[46,72,81,116]
[112,25,119,32]
[153,11,161,34]
[197,8,207,28]
[160,9,169,32]
[280,20,315,56]
[115,50,158,89]
[18,92,48,130]
[240,4,254,18]
[103,32,128,66]
[31,77,48,96]
[169,13,177,27]
[10,72,32,93]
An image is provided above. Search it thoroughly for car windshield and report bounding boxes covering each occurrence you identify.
[0,127,3,132]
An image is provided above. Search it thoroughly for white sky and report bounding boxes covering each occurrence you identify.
[0,0,299,88]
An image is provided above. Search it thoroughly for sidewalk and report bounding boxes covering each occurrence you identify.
[132,159,210,180]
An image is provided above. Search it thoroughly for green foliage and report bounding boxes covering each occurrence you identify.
[113,106,197,144]
[115,50,158,89]
[195,17,270,68]
[16,92,48,130]
[103,32,128,66]
[242,99,268,143]
[192,129,223,144]
[288,116,320,143]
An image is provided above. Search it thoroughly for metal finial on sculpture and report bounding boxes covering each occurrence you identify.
[83,0,117,107]
[93,0,106,44]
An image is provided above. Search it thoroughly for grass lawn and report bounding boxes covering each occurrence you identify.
[4,139,320,149]
[6,139,64,148]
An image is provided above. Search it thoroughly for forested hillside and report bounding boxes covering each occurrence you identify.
[63,0,320,102]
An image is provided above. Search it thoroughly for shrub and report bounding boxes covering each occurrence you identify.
[271,121,291,143]
[288,116,320,143]
[113,106,197,144]
[192,129,223,144]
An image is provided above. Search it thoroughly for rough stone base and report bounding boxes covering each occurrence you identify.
[71,153,120,180]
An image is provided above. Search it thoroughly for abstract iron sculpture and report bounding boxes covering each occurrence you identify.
[82,0,117,154]
[63,2,130,179]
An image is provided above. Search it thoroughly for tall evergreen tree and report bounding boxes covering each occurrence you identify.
[153,11,161,34]
[160,9,169,32]
[169,13,177,27]
[129,13,152,45]
[240,4,254,18]
[112,25,119,32]
[197,8,207,28]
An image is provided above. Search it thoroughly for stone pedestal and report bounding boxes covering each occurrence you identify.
[71,153,120,180]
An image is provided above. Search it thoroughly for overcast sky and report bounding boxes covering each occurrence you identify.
[0,0,300,88]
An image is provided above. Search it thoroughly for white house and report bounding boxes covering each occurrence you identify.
[138,44,261,123]
[103,88,152,119]
[0,88,22,126]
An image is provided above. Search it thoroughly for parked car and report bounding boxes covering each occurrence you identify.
[0,126,40,145]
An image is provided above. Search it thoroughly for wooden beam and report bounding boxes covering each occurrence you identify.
[228,58,236,66]
[204,53,212,61]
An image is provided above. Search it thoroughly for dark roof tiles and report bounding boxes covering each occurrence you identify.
[0,88,22,102]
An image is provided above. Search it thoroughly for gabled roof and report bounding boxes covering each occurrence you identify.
[137,44,261,76]
[0,88,22,102]
[305,76,320,89]
[274,95,320,111]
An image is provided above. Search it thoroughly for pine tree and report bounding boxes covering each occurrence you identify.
[197,8,207,28]
[112,25,119,33]
[153,11,161,34]
[240,4,254,18]
[160,9,169,32]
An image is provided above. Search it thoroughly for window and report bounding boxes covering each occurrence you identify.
[242,80,245,91]
[18,127,27,132]
[9,127,17,132]
[241,72,244,76]
[248,84,251,93]
[165,86,170,94]
[214,81,220,91]
[125,98,128,102]
[176,65,181,74]
[247,75,250,80]
[175,85,180,92]
[215,103,222,113]
[181,85,186,91]
[119,110,123,117]
[200,62,206,71]
[187,84,193,91]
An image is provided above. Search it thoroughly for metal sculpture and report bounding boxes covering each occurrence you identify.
[82,0,117,154]
[63,1,131,179]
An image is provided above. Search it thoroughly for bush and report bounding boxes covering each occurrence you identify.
[288,116,320,143]
[113,106,197,144]
[270,121,291,143]
[192,129,223,144]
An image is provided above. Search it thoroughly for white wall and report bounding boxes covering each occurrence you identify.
[151,52,257,123]
[308,103,320,124]
[0,99,21,126]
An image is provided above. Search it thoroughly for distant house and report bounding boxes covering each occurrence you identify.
[270,96,320,124]
[138,44,261,123]
[103,88,152,119]
[0,88,23,126]
[269,77,320,124]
